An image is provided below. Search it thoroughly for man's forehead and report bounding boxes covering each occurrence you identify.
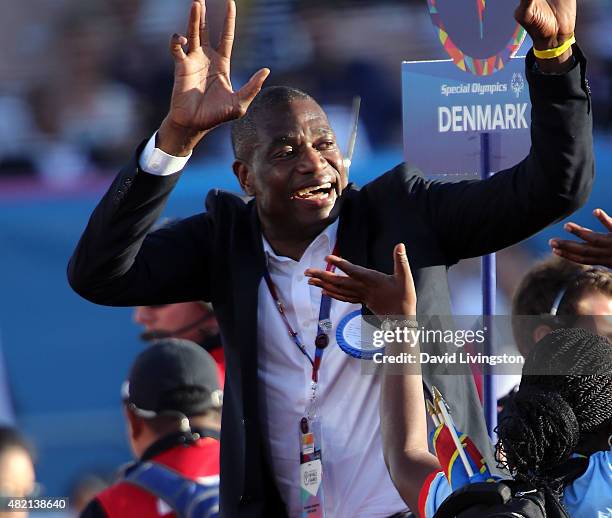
[256,100,333,139]
[577,290,612,315]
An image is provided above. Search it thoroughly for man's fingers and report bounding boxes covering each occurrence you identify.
[326,255,368,280]
[563,222,606,244]
[321,289,361,305]
[170,33,188,62]
[186,1,201,52]
[305,270,360,291]
[393,243,411,281]
[552,248,601,266]
[198,0,210,47]
[307,278,362,303]
[236,68,270,112]
[550,239,609,258]
[217,0,236,59]
[393,242,416,302]
[594,208,612,232]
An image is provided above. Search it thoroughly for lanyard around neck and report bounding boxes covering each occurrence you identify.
[263,244,339,383]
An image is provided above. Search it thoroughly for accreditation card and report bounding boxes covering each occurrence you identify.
[299,417,325,517]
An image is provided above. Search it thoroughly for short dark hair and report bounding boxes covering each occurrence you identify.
[230,86,315,161]
[0,427,34,461]
[496,328,612,491]
[511,257,612,356]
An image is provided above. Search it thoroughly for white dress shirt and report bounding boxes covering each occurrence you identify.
[140,134,408,517]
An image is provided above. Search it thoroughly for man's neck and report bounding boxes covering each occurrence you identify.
[261,218,336,261]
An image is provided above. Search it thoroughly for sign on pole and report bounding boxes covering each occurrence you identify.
[403,57,531,177]
[403,0,533,436]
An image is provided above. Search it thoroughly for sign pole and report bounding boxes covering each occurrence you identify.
[480,132,497,438]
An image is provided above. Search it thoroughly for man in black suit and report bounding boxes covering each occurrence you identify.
[68,0,593,516]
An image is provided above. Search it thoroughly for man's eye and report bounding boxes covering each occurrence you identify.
[273,148,295,159]
[317,141,336,150]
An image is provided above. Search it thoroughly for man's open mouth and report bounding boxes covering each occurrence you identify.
[292,182,334,201]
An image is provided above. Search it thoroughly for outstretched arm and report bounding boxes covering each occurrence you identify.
[306,245,441,513]
[410,0,592,264]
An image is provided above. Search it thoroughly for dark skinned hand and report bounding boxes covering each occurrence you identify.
[157,0,270,155]
[304,243,417,318]
[550,208,612,268]
[515,0,576,72]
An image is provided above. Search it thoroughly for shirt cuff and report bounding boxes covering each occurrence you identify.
[138,132,191,176]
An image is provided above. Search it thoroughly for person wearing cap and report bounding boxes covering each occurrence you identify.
[133,300,225,386]
[80,339,222,518]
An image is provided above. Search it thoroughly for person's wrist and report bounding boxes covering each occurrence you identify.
[380,316,418,331]
[157,117,207,157]
[533,32,574,73]
[532,32,574,53]
[402,305,417,319]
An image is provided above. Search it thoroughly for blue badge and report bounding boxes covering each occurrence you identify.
[336,310,385,360]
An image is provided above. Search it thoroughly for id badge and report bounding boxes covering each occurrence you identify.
[299,417,325,517]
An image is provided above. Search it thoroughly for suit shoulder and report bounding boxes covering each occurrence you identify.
[204,189,252,216]
[364,162,429,198]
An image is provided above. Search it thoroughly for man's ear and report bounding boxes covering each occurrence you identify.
[233,160,256,197]
[125,406,144,441]
[533,325,552,346]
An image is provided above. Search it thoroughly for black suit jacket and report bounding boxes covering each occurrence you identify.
[68,49,593,517]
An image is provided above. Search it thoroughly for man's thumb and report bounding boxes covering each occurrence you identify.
[393,243,410,281]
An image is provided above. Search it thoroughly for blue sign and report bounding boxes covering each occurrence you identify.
[402,57,531,176]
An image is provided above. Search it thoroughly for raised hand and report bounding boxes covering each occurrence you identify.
[304,243,417,318]
[158,0,270,155]
[515,0,575,47]
[514,0,575,71]
[550,208,612,268]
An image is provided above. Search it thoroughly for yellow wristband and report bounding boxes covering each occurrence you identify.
[533,34,576,59]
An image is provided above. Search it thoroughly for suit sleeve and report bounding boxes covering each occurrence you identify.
[67,142,215,306]
[414,46,594,265]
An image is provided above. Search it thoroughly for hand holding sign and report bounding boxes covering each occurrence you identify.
[305,244,416,318]
[515,0,575,71]
[550,209,612,268]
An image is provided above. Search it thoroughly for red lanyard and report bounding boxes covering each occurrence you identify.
[263,244,338,383]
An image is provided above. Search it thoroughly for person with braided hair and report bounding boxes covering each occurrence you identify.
[308,248,612,516]
[496,327,612,517]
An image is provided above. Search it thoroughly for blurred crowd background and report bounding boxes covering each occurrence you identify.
[1,0,610,181]
[0,0,610,508]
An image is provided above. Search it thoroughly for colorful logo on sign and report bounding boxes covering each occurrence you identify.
[427,0,526,76]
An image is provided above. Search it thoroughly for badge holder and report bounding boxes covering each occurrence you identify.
[299,376,325,517]
[299,416,324,516]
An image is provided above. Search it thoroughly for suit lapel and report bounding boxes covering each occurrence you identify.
[337,184,368,267]
[240,202,266,418]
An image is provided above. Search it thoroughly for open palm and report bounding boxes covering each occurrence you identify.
[167,0,269,133]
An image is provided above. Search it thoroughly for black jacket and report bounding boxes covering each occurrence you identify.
[68,49,593,517]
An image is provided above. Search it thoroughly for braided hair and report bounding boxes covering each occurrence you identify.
[496,328,612,492]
